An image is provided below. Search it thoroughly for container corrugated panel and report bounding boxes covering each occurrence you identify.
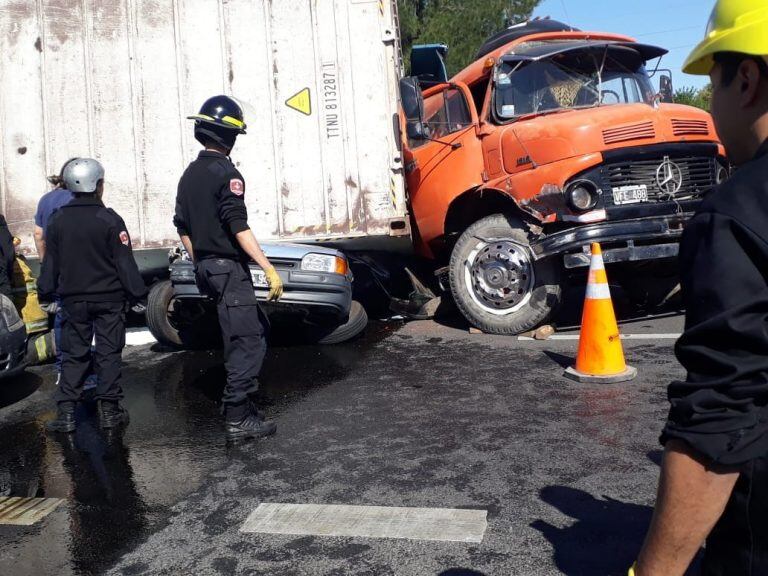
[0,0,407,255]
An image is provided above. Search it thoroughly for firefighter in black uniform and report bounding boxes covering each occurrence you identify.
[38,158,147,434]
[633,1,768,575]
[174,95,283,441]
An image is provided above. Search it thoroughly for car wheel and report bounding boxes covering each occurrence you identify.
[146,280,221,349]
[313,301,369,345]
[449,213,562,335]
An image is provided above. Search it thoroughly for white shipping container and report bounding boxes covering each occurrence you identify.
[0,0,409,257]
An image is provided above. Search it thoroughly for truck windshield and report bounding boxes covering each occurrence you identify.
[494,50,655,121]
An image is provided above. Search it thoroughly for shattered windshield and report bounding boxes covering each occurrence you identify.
[494,47,655,120]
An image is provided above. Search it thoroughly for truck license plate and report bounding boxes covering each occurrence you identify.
[612,185,648,205]
[250,270,268,288]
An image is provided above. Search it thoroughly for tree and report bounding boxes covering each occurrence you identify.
[673,84,712,111]
[398,0,542,77]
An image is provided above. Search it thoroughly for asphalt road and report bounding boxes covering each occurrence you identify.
[0,314,691,576]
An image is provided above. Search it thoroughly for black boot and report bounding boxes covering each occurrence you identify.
[224,403,276,441]
[98,401,130,430]
[247,397,267,420]
[46,402,76,433]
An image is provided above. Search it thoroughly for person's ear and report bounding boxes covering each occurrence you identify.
[739,59,762,107]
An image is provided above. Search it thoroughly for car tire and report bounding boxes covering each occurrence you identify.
[314,301,369,345]
[449,213,562,335]
[146,280,221,350]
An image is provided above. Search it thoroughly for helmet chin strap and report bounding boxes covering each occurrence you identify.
[194,124,238,152]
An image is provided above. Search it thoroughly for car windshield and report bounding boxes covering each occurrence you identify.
[494,47,655,121]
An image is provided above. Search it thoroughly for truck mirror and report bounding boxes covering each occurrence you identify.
[659,74,674,104]
[400,77,427,140]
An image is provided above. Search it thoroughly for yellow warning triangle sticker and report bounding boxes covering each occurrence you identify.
[285,88,312,116]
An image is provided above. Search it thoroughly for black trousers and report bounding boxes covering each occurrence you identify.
[703,457,768,575]
[195,258,268,408]
[56,300,125,404]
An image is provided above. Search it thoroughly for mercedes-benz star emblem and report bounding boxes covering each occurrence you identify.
[655,156,684,196]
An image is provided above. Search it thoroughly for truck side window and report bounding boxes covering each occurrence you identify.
[416,88,473,147]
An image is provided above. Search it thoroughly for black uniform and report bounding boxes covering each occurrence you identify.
[38,198,147,405]
[173,151,268,417]
[661,140,768,575]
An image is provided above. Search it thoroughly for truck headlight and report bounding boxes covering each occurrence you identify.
[566,180,600,211]
[716,164,730,184]
[301,253,349,275]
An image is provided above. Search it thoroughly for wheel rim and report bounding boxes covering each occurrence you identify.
[464,239,535,316]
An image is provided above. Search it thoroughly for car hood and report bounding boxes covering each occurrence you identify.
[258,242,343,260]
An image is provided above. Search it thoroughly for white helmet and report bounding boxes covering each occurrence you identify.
[63,158,105,194]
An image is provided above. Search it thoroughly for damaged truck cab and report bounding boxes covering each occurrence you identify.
[401,20,726,335]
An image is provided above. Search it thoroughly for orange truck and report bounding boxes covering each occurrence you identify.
[400,19,726,335]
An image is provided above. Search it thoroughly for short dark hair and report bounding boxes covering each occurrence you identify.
[714,52,768,86]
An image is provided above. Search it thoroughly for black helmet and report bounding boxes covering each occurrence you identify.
[187,95,247,134]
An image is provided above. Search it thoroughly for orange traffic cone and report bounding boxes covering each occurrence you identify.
[565,243,637,383]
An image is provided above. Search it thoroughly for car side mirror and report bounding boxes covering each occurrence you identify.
[400,77,427,141]
[659,74,674,104]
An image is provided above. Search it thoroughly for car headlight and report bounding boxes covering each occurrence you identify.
[0,295,23,332]
[301,253,349,275]
[566,180,600,211]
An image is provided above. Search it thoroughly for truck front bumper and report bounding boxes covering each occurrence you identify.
[171,267,353,321]
[533,212,691,269]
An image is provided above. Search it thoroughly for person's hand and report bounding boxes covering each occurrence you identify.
[265,266,283,302]
[40,301,59,315]
[131,302,147,314]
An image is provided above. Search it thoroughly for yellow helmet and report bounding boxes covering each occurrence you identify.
[683,0,768,75]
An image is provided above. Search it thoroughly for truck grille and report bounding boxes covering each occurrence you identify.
[601,155,717,204]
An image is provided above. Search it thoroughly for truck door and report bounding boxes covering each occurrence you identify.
[402,82,485,256]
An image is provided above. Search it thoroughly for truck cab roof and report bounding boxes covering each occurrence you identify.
[501,39,668,63]
[475,19,580,59]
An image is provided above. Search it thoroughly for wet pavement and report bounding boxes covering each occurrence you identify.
[0,318,688,575]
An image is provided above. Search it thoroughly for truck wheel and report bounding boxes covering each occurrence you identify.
[146,280,220,349]
[314,301,369,345]
[449,214,561,335]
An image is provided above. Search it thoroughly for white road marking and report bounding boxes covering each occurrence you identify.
[125,328,157,347]
[518,333,682,341]
[240,503,488,543]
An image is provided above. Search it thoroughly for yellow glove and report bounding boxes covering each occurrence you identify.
[265,266,283,302]
[628,563,637,576]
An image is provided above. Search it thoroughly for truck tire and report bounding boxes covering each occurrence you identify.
[449,214,561,335]
[315,301,369,345]
[146,280,220,349]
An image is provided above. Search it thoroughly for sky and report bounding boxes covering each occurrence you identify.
[532,0,715,90]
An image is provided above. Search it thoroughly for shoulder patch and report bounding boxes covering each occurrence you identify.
[119,231,130,246]
[230,179,245,196]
